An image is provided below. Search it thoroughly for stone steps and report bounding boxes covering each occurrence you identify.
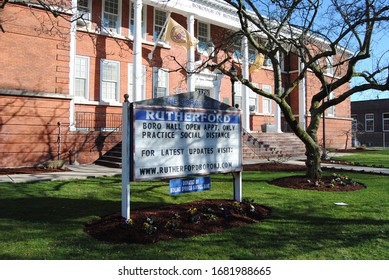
[94,132,306,168]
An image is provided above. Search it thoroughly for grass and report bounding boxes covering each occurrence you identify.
[0,170,388,260]
[331,148,389,168]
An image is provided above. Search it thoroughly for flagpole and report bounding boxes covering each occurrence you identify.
[187,14,195,93]
[148,12,171,62]
[133,0,143,101]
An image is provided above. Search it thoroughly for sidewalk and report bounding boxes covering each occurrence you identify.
[287,159,389,175]
[0,164,122,184]
[1,158,388,184]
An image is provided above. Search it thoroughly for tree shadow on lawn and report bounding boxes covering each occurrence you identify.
[0,197,164,224]
[200,207,389,259]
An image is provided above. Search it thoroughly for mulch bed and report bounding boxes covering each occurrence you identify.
[243,162,306,172]
[84,199,271,244]
[270,175,366,192]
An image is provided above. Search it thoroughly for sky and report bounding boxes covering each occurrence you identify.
[349,14,389,102]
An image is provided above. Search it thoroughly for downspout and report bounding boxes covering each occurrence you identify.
[69,0,77,131]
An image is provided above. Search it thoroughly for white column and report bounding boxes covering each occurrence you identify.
[241,37,250,131]
[187,14,195,92]
[133,0,143,101]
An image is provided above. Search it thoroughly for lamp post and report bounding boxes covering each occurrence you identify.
[321,109,328,160]
[321,89,329,160]
[229,64,238,108]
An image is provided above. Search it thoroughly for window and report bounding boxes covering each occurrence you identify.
[383,113,389,132]
[233,42,241,62]
[77,0,91,26]
[248,47,256,64]
[262,85,272,114]
[197,21,209,54]
[327,92,335,116]
[128,63,146,102]
[101,60,120,102]
[74,56,89,100]
[280,51,286,72]
[248,83,258,112]
[154,9,167,41]
[102,0,121,34]
[129,1,145,38]
[365,113,374,132]
[326,56,334,75]
[153,67,169,98]
[263,55,272,67]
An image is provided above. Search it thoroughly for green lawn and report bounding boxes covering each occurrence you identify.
[331,148,389,168]
[0,170,388,260]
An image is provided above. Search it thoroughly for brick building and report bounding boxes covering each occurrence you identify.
[351,98,389,147]
[0,0,352,168]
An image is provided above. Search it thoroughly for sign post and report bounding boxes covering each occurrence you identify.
[121,94,131,220]
[122,92,242,219]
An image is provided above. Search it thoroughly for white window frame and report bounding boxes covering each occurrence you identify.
[129,1,146,39]
[128,63,146,102]
[77,0,92,28]
[262,85,272,114]
[74,55,90,101]
[101,59,120,103]
[383,113,389,132]
[102,0,122,35]
[153,67,169,98]
[365,113,374,132]
[197,21,210,55]
[154,9,167,42]
[248,83,258,113]
[327,92,335,116]
[326,56,334,76]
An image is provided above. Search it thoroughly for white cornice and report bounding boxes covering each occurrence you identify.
[144,0,240,28]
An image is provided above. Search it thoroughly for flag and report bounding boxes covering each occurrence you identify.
[162,18,198,50]
[249,53,265,74]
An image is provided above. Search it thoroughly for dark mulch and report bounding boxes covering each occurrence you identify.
[270,175,366,192]
[84,199,271,244]
[243,162,306,172]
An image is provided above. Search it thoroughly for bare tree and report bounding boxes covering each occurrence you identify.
[2,0,389,179]
[203,0,389,179]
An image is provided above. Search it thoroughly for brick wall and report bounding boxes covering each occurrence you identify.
[0,4,71,94]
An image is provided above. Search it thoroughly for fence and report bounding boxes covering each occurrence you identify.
[353,132,389,148]
[75,112,122,132]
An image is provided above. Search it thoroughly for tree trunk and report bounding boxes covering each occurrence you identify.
[305,143,322,180]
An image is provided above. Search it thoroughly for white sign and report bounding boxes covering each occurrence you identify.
[131,102,241,180]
